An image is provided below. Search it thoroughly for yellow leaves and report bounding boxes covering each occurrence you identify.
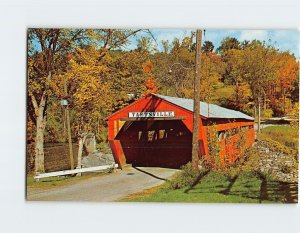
[61,45,114,120]
[200,53,226,102]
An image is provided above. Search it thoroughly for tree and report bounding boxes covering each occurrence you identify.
[54,45,112,170]
[28,29,85,173]
[199,52,226,110]
[143,61,158,96]
[216,37,240,55]
[238,41,278,132]
[137,36,154,52]
[163,36,195,97]
[275,52,299,115]
[161,40,170,54]
[202,41,214,54]
[108,50,150,110]
[28,29,143,174]
[220,49,251,111]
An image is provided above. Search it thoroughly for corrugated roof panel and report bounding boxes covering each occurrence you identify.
[153,94,254,120]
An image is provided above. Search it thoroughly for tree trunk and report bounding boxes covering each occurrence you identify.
[258,98,261,134]
[263,92,267,111]
[34,108,46,174]
[76,133,88,176]
[283,88,286,115]
[31,91,48,174]
[235,81,240,110]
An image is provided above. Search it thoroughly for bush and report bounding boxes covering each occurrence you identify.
[259,126,298,152]
[164,162,205,190]
[96,125,108,150]
[262,108,273,118]
[258,135,295,155]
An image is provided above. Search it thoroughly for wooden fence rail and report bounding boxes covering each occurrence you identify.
[34,164,118,180]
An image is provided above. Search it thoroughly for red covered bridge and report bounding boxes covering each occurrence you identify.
[105,94,255,169]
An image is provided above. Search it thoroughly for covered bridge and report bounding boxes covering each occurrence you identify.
[105,94,255,169]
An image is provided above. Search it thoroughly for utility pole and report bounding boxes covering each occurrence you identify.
[191,29,202,171]
[64,79,74,170]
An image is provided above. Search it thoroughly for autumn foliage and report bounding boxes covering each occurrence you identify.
[143,61,158,96]
[27,29,299,174]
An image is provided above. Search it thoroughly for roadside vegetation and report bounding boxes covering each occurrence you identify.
[259,125,298,153]
[26,170,113,190]
[27,175,86,190]
[122,125,298,203]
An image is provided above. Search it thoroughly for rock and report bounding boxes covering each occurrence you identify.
[81,151,115,168]
[84,134,96,154]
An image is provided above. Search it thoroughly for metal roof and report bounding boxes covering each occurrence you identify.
[153,94,254,121]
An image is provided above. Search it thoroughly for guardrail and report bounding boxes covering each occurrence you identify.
[34,164,118,181]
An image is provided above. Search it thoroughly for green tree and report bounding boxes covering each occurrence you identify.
[199,52,226,108]
[108,50,150,110]
[238,41,278,132]
[202,41,214,54]
[137,36,154,52]
[216,37,240,55]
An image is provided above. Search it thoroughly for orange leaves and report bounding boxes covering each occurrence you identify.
[144,77,158,95]
[142,60,154,73]
[65,53,73,61]
[142,61,158,96]
[278,57,298,88]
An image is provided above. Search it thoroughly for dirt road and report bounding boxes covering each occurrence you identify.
[27,167,178,202]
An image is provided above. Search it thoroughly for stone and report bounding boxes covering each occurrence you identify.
[81,151,115,168]
[84,133,96,154]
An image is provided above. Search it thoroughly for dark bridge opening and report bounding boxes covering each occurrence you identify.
[115,120,192,168]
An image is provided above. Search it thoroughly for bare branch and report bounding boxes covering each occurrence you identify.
[30,94,38,112]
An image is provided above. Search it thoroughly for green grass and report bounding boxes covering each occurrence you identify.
[27,172,106,190]
[123,171,295,203]
[260,125,298,151]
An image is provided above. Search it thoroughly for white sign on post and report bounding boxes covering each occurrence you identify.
[128,111,175,118]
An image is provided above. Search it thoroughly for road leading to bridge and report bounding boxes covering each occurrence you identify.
[27,167,178,202]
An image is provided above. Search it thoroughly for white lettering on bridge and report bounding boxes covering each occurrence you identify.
[128,111,175,118]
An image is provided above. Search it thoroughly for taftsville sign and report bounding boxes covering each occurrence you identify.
[128,111,175,118]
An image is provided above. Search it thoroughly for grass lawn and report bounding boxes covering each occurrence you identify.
[260,125,298,151]
[122,171,295,203]
[26,172,107,190]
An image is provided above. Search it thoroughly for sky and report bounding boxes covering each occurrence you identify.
[31,29,299,59]
[128,29,300,59]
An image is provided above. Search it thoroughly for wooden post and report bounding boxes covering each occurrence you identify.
[66,105,74,170]
[192,29,202,171]
[258,98,261,134]
[64,79,74,170]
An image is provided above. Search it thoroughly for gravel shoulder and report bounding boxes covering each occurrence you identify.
[26,167,178,202]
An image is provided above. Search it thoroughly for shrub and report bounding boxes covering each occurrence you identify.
[260,125,298,152]
[164,162,205,190]
[96,125,108,150]
[258,133,296,155]
[207,123,220,157]
[262,108,273,118]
